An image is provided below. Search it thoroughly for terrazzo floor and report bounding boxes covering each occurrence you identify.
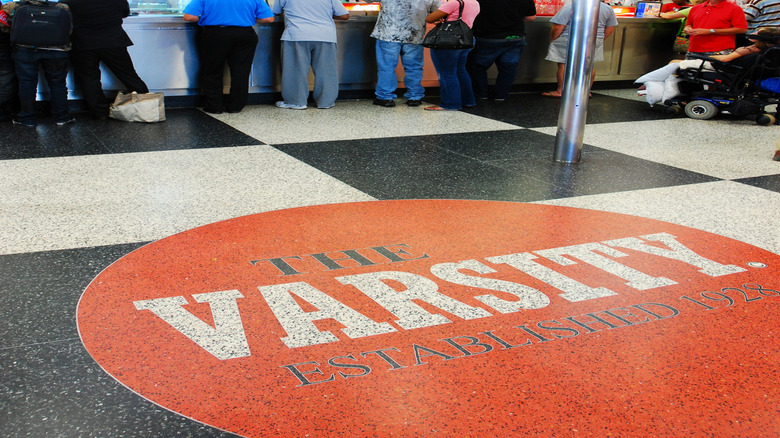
[1,87,778,437]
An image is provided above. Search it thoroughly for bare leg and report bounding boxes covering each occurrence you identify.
[542,63,566,97]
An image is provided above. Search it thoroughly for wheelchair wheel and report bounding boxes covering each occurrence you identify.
[756,114,776,126]
[684,100,718,120]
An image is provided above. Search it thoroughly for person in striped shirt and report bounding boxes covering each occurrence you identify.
[745,0,780,33]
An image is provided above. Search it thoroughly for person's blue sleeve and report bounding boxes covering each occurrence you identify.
[183,0,203,16]
[256,0,273,19]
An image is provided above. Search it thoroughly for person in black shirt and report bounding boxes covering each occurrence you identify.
[0,13,17,122]
[62,0,148,119]
[466,0,536,101]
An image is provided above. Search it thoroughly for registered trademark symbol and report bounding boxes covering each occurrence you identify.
[747,262,767,268]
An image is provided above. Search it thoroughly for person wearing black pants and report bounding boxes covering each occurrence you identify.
[183,0,275,114]
[196,26,258,114]
[0,28,18,122]
[62,0,148,119]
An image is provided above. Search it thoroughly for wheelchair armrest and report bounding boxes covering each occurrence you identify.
[685,53,732,68]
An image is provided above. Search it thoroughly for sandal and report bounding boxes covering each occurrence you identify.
[541,92,562,98]
[424,105,447,111]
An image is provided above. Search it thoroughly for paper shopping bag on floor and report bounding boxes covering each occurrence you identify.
[109,91,166,123]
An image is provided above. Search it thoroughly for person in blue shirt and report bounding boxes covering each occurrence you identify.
[184,0,274,114]
[272,0,349,110]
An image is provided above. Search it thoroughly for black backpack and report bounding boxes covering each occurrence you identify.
[10,1,71,47]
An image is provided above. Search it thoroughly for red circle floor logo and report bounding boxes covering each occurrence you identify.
[78,200,779,437]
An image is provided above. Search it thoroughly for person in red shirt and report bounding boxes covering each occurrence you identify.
[661,0,691,13]
[684,0,748,58]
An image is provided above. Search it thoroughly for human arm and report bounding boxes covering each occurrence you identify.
[685,5,747,35]
[711,44,760,61]
[710,52,740,62]
[660,11,686,19]
[684,26,747,36]
[426,9,448,24]
[523,0,536,21]
[550,23,565,41]
[332,0,349,20]
[0,2,18,31]
[257,16,274,23]
[182,0,201,22]
[0,8,8,32]
[604,25,616,40]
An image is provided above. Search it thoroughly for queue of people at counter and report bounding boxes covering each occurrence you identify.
[0,0,778,139]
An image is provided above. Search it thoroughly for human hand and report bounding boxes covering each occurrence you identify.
[686,27,712,36]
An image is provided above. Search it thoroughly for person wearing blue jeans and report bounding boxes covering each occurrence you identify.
[1,0,74,126]
[13,47,71,126]
[375,40,425,106]
[371,0,440,108]
[424,0,479,111]
[428,48,476,110]
[467,38,526,101]
[466,0,536,101]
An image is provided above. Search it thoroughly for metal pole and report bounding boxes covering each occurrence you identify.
[553,0,601,163]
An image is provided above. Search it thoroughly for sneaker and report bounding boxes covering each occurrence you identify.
[406,99,422,107]
[55,117,76,126]
[275,101,307,110]
[373,98,396,108]
[12,118,37,127]
[318,104,335,109]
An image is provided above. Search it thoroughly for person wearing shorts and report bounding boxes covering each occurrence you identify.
[542,1,617,97]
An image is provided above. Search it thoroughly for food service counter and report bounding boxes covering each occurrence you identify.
[68,15,679,100]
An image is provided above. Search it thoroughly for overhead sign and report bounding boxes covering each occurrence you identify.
[78,200,779,437]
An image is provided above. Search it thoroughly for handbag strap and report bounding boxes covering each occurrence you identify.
[456,0,464,19]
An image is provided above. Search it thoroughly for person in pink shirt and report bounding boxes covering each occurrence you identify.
[424,0,480,110]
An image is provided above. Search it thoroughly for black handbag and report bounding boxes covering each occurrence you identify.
[421,0,473,50]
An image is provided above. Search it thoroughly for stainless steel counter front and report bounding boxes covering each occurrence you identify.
[69,15,679,100]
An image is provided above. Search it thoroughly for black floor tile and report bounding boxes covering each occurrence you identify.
[454,92,678,128]
[0,243,145,348]
[0,243,238,437]
[273,135,471,173]
[1,117,109,160]
[92,108,263,154]
[275,129,717,201]
[417,129,570,161]
[1,109,263,160]
[734,174,780,193]
[330,161,558,201]
[486,145,721,198]
[0,341,238,437]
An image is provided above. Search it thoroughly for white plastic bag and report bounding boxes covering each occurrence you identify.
[109,92,166,123]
